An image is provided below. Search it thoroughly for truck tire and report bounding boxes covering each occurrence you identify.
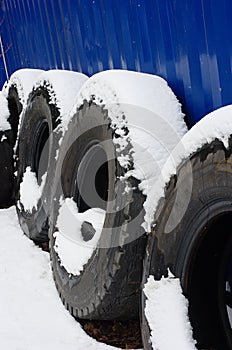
[141,138,232,350]
[0,86,22,208]
[7,85,23,146]
[16,86,60,242]
[0,135,15,207]
[49,100,147,320]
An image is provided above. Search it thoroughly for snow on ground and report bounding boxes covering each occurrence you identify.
[0,206,122,350]
[144,273,197,350]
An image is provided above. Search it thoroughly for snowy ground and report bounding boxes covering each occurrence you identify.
[0,206,122,350]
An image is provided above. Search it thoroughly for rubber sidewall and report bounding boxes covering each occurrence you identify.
[50,101,147,320]
[141,139,232,349]
[16,87,60,242]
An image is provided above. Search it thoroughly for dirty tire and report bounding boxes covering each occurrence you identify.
[16,87,60,242]
[50,101,147,320]
[141,138,232,350]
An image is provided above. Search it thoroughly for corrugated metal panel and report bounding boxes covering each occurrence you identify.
[1,0,232,127]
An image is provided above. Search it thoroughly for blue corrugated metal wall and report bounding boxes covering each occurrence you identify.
[1,0,232,127]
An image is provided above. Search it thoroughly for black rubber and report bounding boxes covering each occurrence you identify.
[0,86,22,207]
[0,131,15,207]
[7,85,23,147]
[141,138,232,350]
[50,101,147,320]
[16,86,60,242]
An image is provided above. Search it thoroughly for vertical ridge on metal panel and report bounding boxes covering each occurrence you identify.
[96,0,114,71]
[49,0,65,70]
[66,0,82,73]
[126,2,141,72]
[41,0,58,69]
[1,0,232,127]
[101,0,120,69]
[57,0,73,71]
[75,0,91,75]
[203,1,232,109]
[81,1,100,75]
[4,0,21,75]
[20,0,34,68]
[172,1,205,125]
[89,1,105,72]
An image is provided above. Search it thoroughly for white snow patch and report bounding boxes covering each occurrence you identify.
[3,68,44,106]
[34,70,88,132]
[74,70,187,231]
[145,104,232,230]
[3,69,88,154]
[19,167,46,212]
[144,273,197,350]
[54,198,105,275]
[2,69,45,152]
[0,206,121,350]
[0,91,10,131]
[0,134,7,142]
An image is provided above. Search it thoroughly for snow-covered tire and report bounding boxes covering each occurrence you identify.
[4,69,44,148]
[7,85,23,147]
[49,100,147,320]
[48,70,186,320]
[141,138,232,350]
[0,70,44,207]
[16,86,60,242]
[0,134,15,207]
[15,70,87,242]
[0,86,22,207]
[0,88,21,207]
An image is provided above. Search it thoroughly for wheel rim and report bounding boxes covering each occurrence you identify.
[71,142,109,213]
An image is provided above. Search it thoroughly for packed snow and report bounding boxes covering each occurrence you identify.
[4,69,187,233]
[144,273,197,350]
[3,68,44,106]
[145,104,232,231]
[33,70,88,132]
[4,69,232,349]
[73,70,187,231]
[19,167,46,212]
[0,206,122,350]
[0,91,10,131]
[54,198,106,275]
[2,69,88,152]
[47,70,187,276]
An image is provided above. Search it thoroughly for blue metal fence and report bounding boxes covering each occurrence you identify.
[1,0,232,127]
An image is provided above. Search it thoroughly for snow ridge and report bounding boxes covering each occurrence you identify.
[144,273,197,350]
